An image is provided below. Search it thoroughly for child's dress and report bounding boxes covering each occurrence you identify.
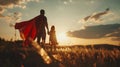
[49,26,58,45]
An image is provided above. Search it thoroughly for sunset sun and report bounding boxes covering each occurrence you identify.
[56,32,68,45]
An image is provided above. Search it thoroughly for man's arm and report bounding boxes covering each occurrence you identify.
[46,23,49,35]
[45,17,49,35]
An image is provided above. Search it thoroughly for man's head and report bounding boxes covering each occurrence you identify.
[40,9,45,15]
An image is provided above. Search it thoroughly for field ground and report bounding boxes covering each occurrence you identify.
[0,40,120,67]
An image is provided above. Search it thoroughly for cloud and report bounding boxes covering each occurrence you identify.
[0,14,4,17]
[67,24,120,41]
[9,12,22,22]
[0,0,39,24]
[79,8,111,23]
[0,11,22,26]
[90,0,95,4]
[62,0,73,5]
[0,0,40,13]
[0,7,4,14]
[105,27,120,41]
[0,0,25,13]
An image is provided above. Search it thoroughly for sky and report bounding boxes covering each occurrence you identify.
[0,0,120,45]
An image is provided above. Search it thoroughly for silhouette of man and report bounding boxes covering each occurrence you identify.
[36,9,49,45]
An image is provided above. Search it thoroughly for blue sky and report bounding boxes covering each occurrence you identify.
[0,0,120,45]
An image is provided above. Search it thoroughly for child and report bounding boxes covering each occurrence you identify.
[49,25,58,45]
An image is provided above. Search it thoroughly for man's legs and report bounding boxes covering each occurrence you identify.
[42,33,46,45]
[37,35,41,44]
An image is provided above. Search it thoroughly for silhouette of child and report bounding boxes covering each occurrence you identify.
[49,25,58,45]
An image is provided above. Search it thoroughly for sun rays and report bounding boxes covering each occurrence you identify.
[56,32,69,45]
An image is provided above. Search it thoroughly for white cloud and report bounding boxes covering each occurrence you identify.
[1,12,22,24]
[62,0,73,5]
[63,1,68,5]
[90,0,95,4]
[0,0,40,24]
[0,0,40,13]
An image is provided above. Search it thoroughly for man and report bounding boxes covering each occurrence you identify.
[36,9,49,45]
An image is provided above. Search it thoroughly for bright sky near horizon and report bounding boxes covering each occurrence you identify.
[0,0,120,45]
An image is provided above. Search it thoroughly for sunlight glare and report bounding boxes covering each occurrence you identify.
[57,32,68,45]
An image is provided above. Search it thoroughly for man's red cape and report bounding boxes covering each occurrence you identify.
[15,17,37,47]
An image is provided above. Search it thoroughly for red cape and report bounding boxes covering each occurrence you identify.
[15,17,37,47]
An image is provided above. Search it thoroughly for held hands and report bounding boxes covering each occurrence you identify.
[47,30,50,35]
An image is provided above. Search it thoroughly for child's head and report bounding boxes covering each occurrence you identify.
[51,25,55,30]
